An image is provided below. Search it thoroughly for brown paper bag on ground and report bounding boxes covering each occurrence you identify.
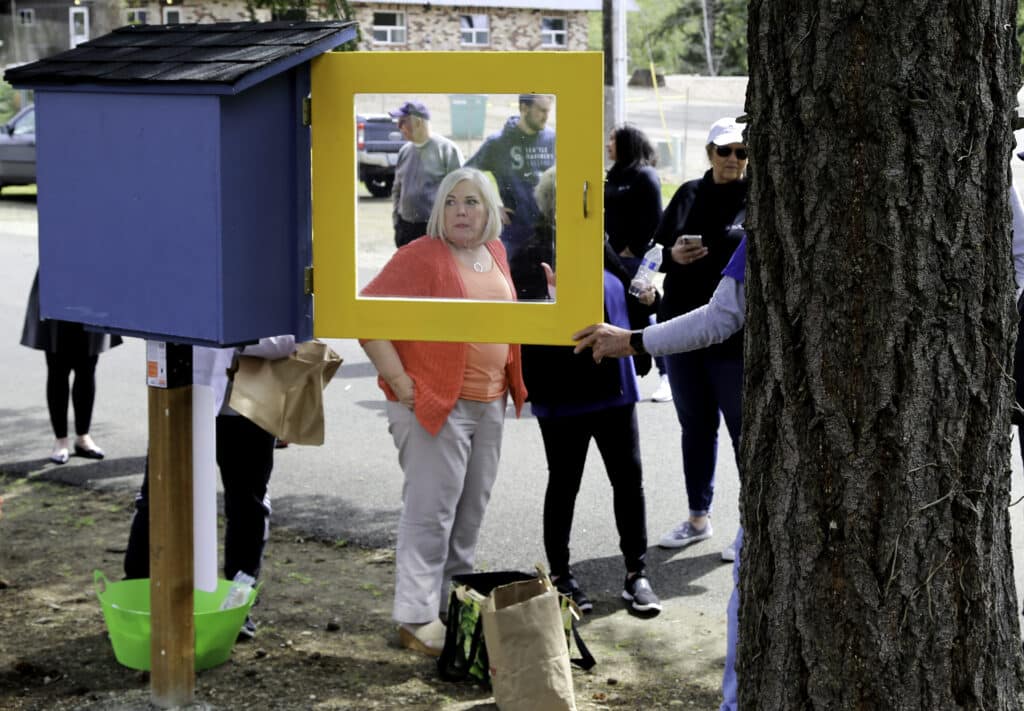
[228,340,342,445]
[481,577,576,711]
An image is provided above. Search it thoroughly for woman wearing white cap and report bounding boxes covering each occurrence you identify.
[647,117,748,561]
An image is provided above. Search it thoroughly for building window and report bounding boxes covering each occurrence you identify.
[541,17,567,48]
[18,8,34,25]
[163,7,182,24]
[372,12,406,45]
[460,14,489,46]
[125,9,148,25]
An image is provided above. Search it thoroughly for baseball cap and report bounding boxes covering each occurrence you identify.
[389,101,430,120]
[706,117,745,146]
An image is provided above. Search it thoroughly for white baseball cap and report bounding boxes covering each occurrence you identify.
[706,117,745,146]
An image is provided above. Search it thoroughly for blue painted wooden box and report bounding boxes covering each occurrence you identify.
[6,21,357,346]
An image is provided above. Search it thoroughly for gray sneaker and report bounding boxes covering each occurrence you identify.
[622,574,662,614]
[658,520,713,549]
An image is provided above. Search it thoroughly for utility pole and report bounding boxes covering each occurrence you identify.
[602,0,627,134]
[10,0,21,65]
[613,0,626,125]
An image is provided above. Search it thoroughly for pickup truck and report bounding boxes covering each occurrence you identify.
[357,113,405,198]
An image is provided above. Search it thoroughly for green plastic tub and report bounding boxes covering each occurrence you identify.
[94,570,258,671]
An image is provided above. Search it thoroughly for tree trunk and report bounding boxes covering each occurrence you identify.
[603,0,614,86]
[741,2,1024,708]
[700,0,716,76]
[603,0,614,133]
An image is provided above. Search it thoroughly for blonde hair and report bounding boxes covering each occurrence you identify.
[534,166,556,223]
[426,167,503,247]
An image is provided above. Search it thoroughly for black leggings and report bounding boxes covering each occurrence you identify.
[538,403,648,578]
[45,351,98,439]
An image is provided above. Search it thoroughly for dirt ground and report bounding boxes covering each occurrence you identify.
[0,471,725,711]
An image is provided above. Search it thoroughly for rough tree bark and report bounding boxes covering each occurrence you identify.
[741,2,1024,708]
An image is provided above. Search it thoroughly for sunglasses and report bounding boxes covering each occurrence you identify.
[715,145,749,160]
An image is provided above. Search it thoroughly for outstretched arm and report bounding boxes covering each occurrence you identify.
[573,276,745,361]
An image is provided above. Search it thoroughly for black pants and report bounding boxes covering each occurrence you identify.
[394,217,428,247]
[45,351,98,439]
[538,403,648,577]
[124,415,276,582]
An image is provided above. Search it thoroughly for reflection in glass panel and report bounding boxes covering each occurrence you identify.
[354,93,557,304]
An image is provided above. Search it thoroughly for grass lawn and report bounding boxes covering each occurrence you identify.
[661,180,679,202]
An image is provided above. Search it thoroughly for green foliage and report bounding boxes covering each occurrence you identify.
[0,81,20,124]
[246,0,362,48]
[628,0,748,77]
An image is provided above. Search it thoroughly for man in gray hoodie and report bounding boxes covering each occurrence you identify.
[391,101,464,247]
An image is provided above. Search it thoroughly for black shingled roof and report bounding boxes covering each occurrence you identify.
[5,21,357,88]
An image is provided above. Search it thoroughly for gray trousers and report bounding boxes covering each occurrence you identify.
[387,397,507,624]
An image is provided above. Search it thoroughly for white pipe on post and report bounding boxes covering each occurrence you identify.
[191,383,217,593]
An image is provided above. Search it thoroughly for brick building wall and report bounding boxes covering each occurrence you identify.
[119,1,269,26]
[350,4,589,52]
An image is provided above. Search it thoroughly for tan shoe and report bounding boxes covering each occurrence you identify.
[398,619,445,657]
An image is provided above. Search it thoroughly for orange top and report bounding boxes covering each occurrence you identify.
[359,237,527,435]
[456,259,512,401]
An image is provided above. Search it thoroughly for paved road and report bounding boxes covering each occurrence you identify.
[0,196,742,619]
[6,80,1024,623]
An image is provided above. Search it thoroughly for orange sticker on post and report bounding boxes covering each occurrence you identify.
[146,341,168,388]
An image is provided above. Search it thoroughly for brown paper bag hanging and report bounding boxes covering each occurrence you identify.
[481,576,577,711]
[228,340,342,446]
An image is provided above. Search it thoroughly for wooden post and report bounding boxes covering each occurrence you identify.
[146,342,194,707]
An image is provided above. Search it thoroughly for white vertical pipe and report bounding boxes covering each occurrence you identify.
[192,383,218,592]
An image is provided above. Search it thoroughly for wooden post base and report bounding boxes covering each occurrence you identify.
[148,384,195,707]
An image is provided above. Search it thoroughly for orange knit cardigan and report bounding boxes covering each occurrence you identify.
[359,236,527,435]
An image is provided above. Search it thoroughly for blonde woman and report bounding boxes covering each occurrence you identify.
[360,167,527,656]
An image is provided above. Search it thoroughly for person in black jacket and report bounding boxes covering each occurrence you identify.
[513,167,662,615]
[605,124,662,261]
[651,117,748,561]
[604,124,673,402]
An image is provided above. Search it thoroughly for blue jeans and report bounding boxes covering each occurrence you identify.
[720,527,743,711]
[664,350,743,516]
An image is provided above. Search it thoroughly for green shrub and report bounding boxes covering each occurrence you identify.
[0,80,32,124]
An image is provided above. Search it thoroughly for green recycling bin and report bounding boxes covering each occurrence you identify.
[449,94,488,140]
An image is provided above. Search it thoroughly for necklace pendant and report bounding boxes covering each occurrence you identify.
[473,261,485,272]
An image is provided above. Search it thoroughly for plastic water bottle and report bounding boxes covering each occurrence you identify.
[220,571,255,611]
[629,245,663,298]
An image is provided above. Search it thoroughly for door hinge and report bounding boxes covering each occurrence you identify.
[302,96,312,127]
[304,265,314,295]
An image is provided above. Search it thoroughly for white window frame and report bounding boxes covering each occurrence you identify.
[125,8,148,25]
[162,7,182,24]
[372,12,406,45]
[69,6,89,48]
[18,8,34,26]
[541,16,567,48]
[459,14,489,47]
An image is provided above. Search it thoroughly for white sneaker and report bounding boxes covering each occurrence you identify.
[651,375,673,402]
[658,519,713,549]
[721,543,736,562]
